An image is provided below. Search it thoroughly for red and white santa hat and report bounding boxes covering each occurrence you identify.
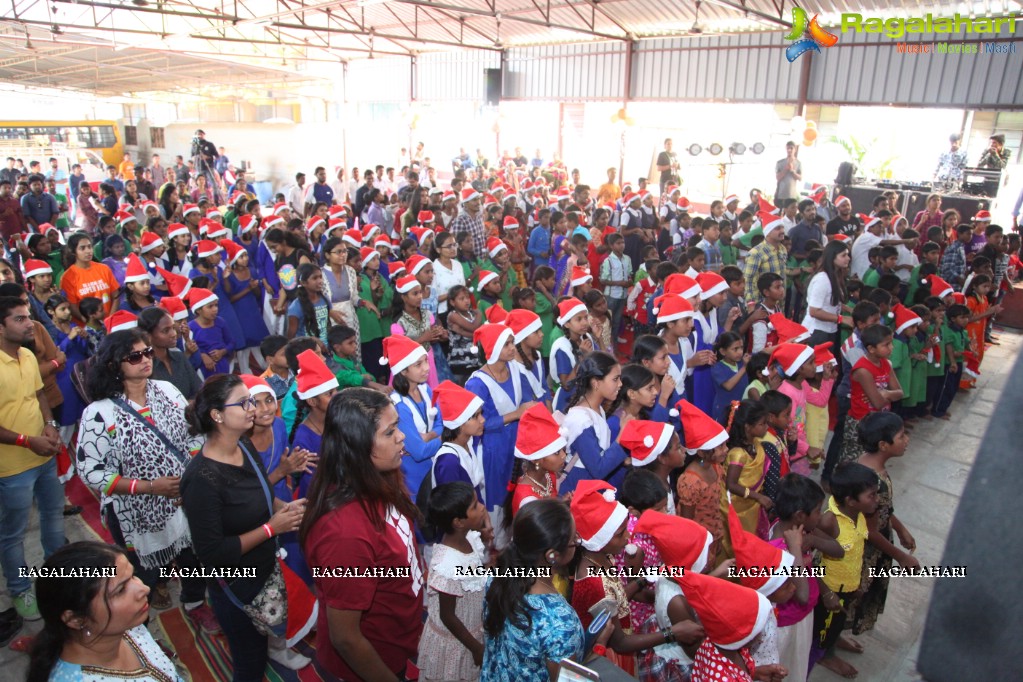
[922,274,954,300]
[502,215,520,230]
[359,246,379,269]
[381,335,428,376]
[123,253,150,284]
[140,200,159,212]
[342,228,363,248]
[768,312,810,343]
[325,218,346,237]
[374,234,392,250]
[696,271,728,299]
[571,480,630,551]
[240,374,275,401]
[727,503,795,596]
[186,287,218,314]
[570,266,592,288]
[363,223,381,241]
[406,254,430,276]
[861,214,882,231]
[158,295,188,321]
[506,309,542,344]
[556,297,588,326]
[441,189,457,203]
[663,273,701,300]
[140,232,164,254]
[219,239,246,265]
[416,210,435,225]
[114,208,136,226]
[155,266,191,298]
[653,294,694,325]
[962,350,981,379]
[487,236,508,259]
[485,304,508,324]
[623,191,641,205]
[723,194,739,206]
[473,323,514,365]
[272,202,288,216]
[295,350,339,400]
[676,197,692,213]
[433,380,484,430]
[664,184,680,198]
[556,186,572,199]
[672,399,729,454]
[619,419,675,466]
[394,274,421,294]
[22,259,51,279]
[206,221,230,241]
[181,203,200,218]
[306,216,325,235]
[475,269,499,291]
[167,222,190,241]
[460,187,481,204]
[763,215,787,235]
[482,194,498,210]
[205,206,222,219]
[834,195,851,208]
[770,342,815,377]
[233,214,256,236]
[813,342,836,372]
[973,210,992,223]
[831,233,850,242]
[409,225,434,246]
[676,571,772,650]
[389,260,406,276]
[515,403,567,461]
[329,204,348,219]
[893,303,922,335]
[198,218,214,238]
[195,239,221,259]
[104,310,138,333]
[633,509,714,574]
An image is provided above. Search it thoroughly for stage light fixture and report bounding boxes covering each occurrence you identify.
[729,142,746,155]
[688,143,703,156]
[708,143,723,156]
[751,142,765,155]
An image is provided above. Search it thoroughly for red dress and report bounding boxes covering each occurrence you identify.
[691,639,756,682]
[571,567,636,675]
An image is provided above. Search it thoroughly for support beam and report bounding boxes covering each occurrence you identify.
[50,0,239,23]
[271,20,502,51]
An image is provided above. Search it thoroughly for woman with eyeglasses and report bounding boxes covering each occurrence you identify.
[431,230,466,319]
[321,237,362,357]
[76,330,218,633]
[180,374,309,677]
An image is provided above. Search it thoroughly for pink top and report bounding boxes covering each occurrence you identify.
[768,534,818,627]
[613,513,661,629]
[776,377,834,464]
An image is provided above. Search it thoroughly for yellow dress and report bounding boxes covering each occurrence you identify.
[719,442,768,557]
[820,495,869,594]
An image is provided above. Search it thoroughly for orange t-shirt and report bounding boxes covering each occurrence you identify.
[61,262,120,314]
[118,160,136,181]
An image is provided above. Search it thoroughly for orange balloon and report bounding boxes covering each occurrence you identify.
[803,128,818,143]
[802,138,814,147]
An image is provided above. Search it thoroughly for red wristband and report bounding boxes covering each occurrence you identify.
[15,434,28,448]
[592,644,607,657]
[262,523,274,539]
[129,479,139,495]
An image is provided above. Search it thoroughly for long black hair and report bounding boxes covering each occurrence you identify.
[300,388,420,544]
[62,232,92,270]
[295,263,324,339]
[184,374,243,436]
[632,334,667,367]
[609,363,655,417]
[726,399,768,453]
[818,240,849,307]
[27,542,128,682]
[87,330,150,400]
[484,498,574,637]
[567,350,618,409]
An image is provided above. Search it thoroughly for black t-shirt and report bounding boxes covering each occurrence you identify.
[827,216,861,237]
[657,151,677,184]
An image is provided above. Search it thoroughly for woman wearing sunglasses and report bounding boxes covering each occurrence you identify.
[75,329,220,634]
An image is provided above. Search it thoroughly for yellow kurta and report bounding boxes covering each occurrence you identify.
[719,442,768,558]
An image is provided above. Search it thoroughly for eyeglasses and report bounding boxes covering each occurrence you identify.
[223,396,259,410]
[123,347,154,365]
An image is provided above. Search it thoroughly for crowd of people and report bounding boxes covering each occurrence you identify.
[0,136,1017,682]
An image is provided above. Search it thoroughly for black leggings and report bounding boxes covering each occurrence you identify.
[105,507,207,605]
[208,587,269,682]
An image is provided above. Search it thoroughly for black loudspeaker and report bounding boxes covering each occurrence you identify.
[484,68,502,105]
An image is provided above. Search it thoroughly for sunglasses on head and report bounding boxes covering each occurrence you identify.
[124,347,154,365]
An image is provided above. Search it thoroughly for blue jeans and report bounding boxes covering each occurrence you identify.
[0,458,66,596]
[606,296,627,342]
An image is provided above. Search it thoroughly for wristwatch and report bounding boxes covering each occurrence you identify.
[46,420,59,429]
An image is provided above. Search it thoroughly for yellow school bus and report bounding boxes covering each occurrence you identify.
[0,120,123,166]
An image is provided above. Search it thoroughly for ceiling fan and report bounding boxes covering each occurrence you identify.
[688,1,705,34]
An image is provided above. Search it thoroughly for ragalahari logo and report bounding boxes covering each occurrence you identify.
[784,7,839,62]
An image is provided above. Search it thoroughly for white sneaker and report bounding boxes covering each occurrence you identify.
[268,645,310,670]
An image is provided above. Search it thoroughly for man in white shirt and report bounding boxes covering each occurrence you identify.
[347,167,360,206]
[330,167,347,204]
[287,172,307,217]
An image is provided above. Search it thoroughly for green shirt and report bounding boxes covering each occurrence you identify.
[356,273,393,342]
[861,268,881,288]
[720,244,738,266]
[332,354,369,388]
[925,323,946,377]
[890,337,911,402]
[535,289,556,358]
[941,322,969,360]
[906,333,929,406]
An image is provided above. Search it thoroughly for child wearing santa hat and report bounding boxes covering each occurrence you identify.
[464,324,536,543]
[390,274,446,389]
[550,296,596,414]
[506,403,568,522]
[382,335,443,500]
[430,381,488,506]
[690,271,735,416]
[560,352,629,495]
[652,294,704,407]
[672,400,730,565]
[119,254,156,313]
[186,287,235,378]
[222,238,269,372]
[571,481,693,675]
[188,239,247,363]
[773,342,835,476]
[506,308,550,406]
[290,349,340,500]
